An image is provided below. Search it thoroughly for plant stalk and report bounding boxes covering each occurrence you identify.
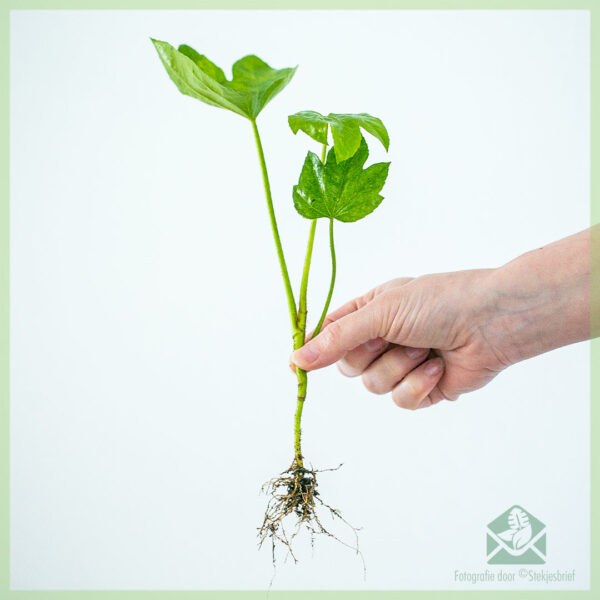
[297,220,317,335]
[313,217,337,338]
[251,118,299,337]
[293,138,329,468]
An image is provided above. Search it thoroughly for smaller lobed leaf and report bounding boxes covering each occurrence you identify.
[335,161,390,222]
[292,152,327,220]
[288,110,390,161]
[288,111,329,145]
[329,113,389,161]
[293,137,390,223]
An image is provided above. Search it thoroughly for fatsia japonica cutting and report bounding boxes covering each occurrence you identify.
[152,38,391,565]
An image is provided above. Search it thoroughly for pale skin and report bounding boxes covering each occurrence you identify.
[290,227,596,410]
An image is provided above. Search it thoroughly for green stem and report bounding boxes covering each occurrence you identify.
[297,220,317,336]
[251,118,298,336]
[294,220,315,469]
[313,217,337,338]
[294,137,328,468]
[294,387,306,466]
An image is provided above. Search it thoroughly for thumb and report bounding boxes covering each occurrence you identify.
[291,298,384,371]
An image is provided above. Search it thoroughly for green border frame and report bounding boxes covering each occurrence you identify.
[1,1,597,597]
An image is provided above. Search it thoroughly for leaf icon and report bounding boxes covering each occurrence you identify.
[513,524,533,549]
[498,529,516,542]
[504,507,532,550]
[508,507,530,530]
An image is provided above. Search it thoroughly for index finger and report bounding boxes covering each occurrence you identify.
[291,296,386,371]
[305,297,365,343]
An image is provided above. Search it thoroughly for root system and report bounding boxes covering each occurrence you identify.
[258,458,364,572]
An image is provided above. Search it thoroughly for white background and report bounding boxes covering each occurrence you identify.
[10,9,590,590]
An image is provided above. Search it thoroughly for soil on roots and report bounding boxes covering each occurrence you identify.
[257,458,364,570]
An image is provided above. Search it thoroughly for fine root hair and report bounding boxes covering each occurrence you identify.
[258,458,365,575]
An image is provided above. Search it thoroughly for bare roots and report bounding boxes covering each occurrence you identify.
[258,459,364,570]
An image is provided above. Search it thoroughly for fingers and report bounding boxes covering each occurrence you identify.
[294,279,414,371]
[420,385,447,409]
[291,297,385,371]
[360,346,430,394]
[391,357,445,410]
[289,306,383,376]
[306,297,364,342]
[337,338,391,377]
[318,278,412,333]
[289,298,369,374]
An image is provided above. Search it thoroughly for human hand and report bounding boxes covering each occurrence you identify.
[290,229,591,409]
[291,270,509,409]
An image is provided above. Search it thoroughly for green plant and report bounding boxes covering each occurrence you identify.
[152,39,391,563]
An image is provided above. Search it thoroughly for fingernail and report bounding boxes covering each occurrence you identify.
[424,358,443,376]
[365,337,386,352]
[292,345,319,366]
[405,346,427,360]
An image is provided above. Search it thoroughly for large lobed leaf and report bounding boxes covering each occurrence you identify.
[151,39,297,120]
[293,137,390,223]
[288,110,389,161]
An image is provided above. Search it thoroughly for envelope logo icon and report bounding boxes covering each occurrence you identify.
[486,505,546,564]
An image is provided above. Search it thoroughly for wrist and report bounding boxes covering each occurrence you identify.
[484,230,590,365]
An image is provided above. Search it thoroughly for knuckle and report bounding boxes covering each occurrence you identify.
[371,292,400,338]
[359,287,380,307]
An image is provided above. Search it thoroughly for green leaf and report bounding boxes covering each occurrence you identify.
[288,110,389,161]
[151,39,297,120]
[293,137,390,223]
[329,113,389,161]
[288,111,329,145]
